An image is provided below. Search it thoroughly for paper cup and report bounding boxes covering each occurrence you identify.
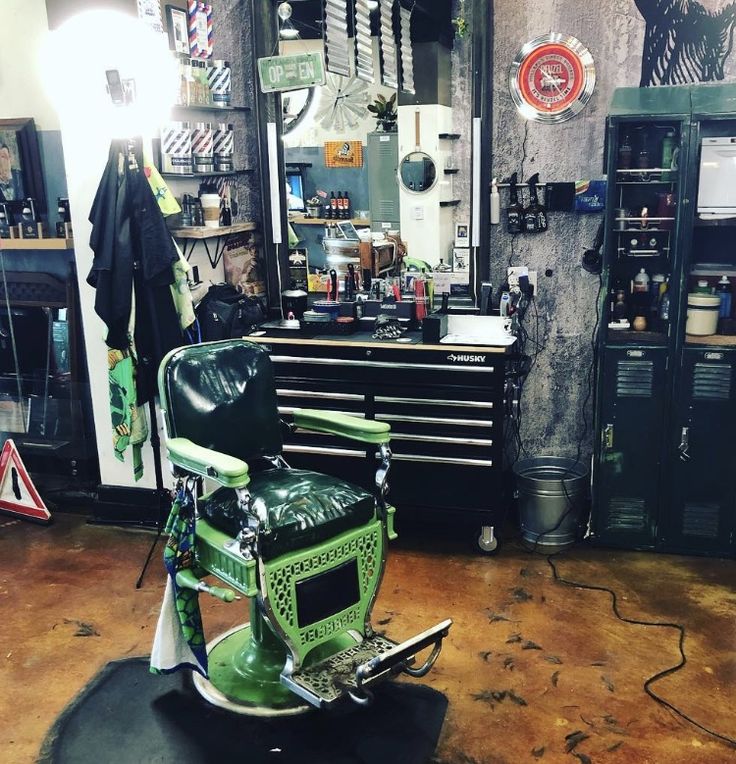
[200,193,220,228]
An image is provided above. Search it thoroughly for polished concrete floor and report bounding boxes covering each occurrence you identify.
[2,512,735,763]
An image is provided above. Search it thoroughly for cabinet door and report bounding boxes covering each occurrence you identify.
[593,347,669,548]
[663,349,736,554]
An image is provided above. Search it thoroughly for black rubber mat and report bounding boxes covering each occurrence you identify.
[40,657,448,764]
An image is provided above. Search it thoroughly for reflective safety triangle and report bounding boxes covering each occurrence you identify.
[0,439,51,524]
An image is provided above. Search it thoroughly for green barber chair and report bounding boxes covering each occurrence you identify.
[158,339,452,715]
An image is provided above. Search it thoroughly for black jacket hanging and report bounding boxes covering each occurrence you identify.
[88,139,182,402]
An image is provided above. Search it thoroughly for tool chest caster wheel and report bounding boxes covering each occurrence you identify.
[477,526,498,554]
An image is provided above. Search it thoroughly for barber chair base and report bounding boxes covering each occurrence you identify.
[192,622,357,716]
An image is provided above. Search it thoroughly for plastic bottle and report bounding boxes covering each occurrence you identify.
[633,268,650,293]
[490,177,500,225]
[661,129,676,177]
[717,275,732,318]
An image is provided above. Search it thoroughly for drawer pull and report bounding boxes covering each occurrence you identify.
[375,395,493,409]
[283,445,365,458]
[276,388,364,401]
[271,356,494,373]
[380,452,493,467]
[375,413,493,427]
[392,432,493,446]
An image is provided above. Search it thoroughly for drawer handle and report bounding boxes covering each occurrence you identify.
[276,389,364,401]
[381,452,493,467]
[283,445,365,458]
[375,413,493,427]
[271,356,494,373]
[375,396,493,409]
[392,432,493,446]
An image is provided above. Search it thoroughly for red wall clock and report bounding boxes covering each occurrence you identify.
[509,34,596,124]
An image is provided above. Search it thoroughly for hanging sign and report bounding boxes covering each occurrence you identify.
[0,439,51,524]
[257,52,326,93]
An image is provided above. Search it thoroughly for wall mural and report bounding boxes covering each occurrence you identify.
[636,0,736,86]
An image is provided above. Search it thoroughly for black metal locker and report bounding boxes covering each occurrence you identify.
[662,349,736,555]
[593,347,669,548]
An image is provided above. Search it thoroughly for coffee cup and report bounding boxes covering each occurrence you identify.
[200,193,221,228]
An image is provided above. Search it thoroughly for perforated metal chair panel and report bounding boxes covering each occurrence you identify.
[202,468,376,560]
[163,340,283,463]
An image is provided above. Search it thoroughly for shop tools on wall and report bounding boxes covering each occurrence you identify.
[504,172,548,233]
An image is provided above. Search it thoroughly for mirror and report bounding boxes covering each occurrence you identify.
[399,151,437,193]
[276,0,458,287]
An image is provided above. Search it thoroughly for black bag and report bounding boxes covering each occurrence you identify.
[197,285,266,341]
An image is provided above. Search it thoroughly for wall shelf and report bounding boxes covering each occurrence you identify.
[444,168,459,175]
[438,133,461,140]
[0,238,74,250]
[170,222,257,266]
[685,334,736,346]
[439,200,461,207]
[161,169,253,179]
[172,104,251,113]
[290,216,371,226]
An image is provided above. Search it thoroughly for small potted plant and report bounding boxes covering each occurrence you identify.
[306,195,322,218]
[368,93,398,132]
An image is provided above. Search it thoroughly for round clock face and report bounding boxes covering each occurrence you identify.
[509,34,595,123]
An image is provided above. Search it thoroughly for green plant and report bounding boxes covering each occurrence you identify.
[452,0,469,38]
[367,93,397,124]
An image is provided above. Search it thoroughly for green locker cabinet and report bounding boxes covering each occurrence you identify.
[367,131,400,233]
[594,347,669,548]
[663,349,736,554]
[594,83,736,557]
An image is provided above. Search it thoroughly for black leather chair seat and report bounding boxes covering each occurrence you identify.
[202,469,375,560]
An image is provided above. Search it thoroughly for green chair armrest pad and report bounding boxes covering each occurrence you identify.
[293,409,391,444]
[166,437,250,488]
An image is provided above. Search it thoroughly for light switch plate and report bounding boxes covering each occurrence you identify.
[412,206,425,220]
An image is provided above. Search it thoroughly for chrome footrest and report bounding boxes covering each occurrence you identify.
[280,619,452,709]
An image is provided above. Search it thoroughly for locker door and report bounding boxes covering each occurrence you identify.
[593,347,669,548]
[664,349,736,555]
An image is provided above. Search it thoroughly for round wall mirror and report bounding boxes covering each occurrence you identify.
[282,87,316,136]
[399,151,438,193]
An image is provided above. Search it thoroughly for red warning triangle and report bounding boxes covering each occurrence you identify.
[0,439,51,524]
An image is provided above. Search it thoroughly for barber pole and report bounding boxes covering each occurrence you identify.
[213,123,234,172]
[208,60,232,107]
[160,121,193,174]
[192,122,214,173]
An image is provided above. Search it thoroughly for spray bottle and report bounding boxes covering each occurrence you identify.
[490,177,500,225]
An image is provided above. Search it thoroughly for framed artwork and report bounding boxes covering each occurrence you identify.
[324,140,363,168]
[166,5,189,54]
[188,1,213,58]
[0,118,45,214]
[454,222,470,248]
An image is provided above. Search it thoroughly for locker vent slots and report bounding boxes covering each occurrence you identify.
[616,361,654,398]
[606,498,647,531]
[682,503,719,538]
[692,363,731,401]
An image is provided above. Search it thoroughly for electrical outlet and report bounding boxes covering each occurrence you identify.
[507,266,538,294]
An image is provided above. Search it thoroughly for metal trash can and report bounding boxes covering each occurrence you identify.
[513,456,589,552]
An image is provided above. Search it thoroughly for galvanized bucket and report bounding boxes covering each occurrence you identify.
[513,456,589,552]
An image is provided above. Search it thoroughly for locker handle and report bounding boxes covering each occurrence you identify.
[678,426,690,462]
[603,423,614,452]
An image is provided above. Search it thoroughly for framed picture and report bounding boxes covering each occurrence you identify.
[166,5,189,54]
[454,222,469,248]
[188,2,213,59]
[324,140,363,168]
[0,118,46,215]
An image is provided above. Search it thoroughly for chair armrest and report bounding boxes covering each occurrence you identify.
[166,437,250,489]
[293,409,391,444]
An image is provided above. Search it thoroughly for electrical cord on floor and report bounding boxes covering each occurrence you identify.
[546,555,736,750]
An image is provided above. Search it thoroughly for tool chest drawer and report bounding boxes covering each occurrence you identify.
[249,336,507,518]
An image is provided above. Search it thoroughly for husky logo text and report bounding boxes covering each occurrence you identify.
[447,354,487,363]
